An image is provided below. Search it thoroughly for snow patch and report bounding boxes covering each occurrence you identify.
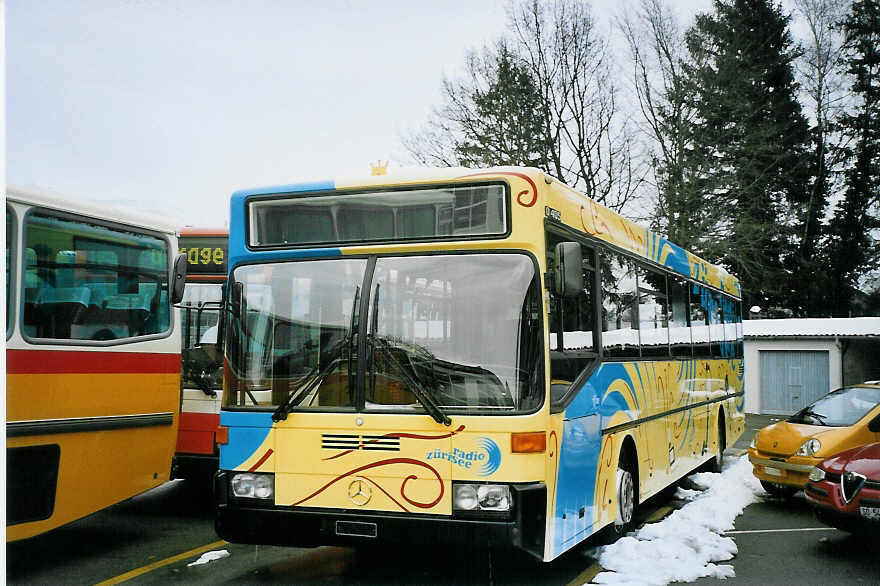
[187,549,230,567]
[589,456,763,585]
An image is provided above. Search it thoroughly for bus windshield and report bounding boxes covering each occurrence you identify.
[223,253,543,414]
[181,282,224,392]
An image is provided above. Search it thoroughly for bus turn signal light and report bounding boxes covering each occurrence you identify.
[511,432,546,453]
[216,425,229,445]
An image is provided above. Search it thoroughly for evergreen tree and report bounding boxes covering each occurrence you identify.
[453,44,551,168]
[683,0,811,312]
[826,0,880,316]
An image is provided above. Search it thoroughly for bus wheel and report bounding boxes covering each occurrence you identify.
[613,457,637,535]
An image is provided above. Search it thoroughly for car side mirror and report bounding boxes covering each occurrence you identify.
[171,253,187,305]
[869,415,880,433]
[554,242,583,298]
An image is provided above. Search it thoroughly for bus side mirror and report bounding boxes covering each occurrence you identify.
[554,242,583,298]
[171,253,187,305]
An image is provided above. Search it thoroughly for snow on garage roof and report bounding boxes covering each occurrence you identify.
[743,317,880,338]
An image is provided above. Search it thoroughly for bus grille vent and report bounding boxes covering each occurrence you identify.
[321,434,400,452]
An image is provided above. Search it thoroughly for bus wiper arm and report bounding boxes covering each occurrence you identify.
[274,290,362,422]
[271,362,323,422]
[374,337,451,426]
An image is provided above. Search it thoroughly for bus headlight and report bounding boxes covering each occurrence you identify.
[808,467,826,482]
[231,472,274,500]
[796,439,821,457]
[453,483,511,512]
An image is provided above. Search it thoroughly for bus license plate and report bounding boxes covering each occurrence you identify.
[764,466,782,477]
[859,506,880,521]
[336,521,378,538]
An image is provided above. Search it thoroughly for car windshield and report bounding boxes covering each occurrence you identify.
[223,254,543,414]
[787,386,880,427]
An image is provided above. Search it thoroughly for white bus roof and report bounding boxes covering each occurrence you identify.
[6,185,179,235]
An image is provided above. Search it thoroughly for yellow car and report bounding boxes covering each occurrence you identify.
[748,382,880,498]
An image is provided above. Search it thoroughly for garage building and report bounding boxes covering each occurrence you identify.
[743,317,880,415]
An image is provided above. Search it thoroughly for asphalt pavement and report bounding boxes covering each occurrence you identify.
[694,413,880,586]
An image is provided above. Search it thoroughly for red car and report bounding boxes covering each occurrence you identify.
[805,441,880,533]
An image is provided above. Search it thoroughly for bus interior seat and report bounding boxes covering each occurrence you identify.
[102,293,150,336]
[35,286,91,338]
[55,250,77,288]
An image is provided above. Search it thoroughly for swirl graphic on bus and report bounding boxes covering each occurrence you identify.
[477,437,501,477]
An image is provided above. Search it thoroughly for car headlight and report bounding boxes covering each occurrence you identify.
[231,472,274,500]
[796,439,821,457]
[453,483,511,512]
[808,466,826,482]
[750,430,760,449]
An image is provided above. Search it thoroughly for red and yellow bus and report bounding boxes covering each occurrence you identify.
[6,187,186,542]
[173,228,228,480]
[213,167,745,560]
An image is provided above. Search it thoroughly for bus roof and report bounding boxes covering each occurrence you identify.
[7,185,179,236]
[229,165,740,296]
[180,227,229,237]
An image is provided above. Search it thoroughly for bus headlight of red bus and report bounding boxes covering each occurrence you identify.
[231,472,274,500]
[453,483,511,512]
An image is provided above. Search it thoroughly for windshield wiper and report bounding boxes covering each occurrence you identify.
[789,408,827,426]
[373,336,451,426]
[273,289,361,422]
[272,347,342,421]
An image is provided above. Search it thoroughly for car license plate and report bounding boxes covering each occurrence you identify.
[859,506,880,521]
[765,466,782,477]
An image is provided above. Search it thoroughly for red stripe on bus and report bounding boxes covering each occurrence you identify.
[6,349,181,374]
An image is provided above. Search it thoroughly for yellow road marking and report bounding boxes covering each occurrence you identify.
[94,539,228,585]
[643,504,674,524]
[567,561,604,586]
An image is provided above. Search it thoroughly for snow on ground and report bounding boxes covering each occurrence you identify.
[589,456,763,585]
[187,550,230,567]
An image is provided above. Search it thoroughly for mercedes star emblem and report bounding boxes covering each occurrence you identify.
[348,477,372,506]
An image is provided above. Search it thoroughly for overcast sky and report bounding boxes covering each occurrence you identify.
[6,0,722,228]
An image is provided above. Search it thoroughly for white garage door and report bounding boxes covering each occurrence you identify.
[759,350,830,415]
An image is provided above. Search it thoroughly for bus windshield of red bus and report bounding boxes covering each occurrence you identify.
[181,282,223,392]
[222,254,543,415]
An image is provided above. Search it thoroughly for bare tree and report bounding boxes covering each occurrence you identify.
[618,0,706,245]
[506,0,643,210]
[788,0,851,315]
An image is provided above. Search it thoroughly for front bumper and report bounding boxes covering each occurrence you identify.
[213,471,547,559]
[805,477,880,530]
[748,449,817,488]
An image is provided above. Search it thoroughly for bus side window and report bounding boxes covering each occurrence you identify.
[721,295,742,358]
[635,265,669,358]
[602,253,639,359]
[668,274,692,357]
[546,233,597,403]
[690,283,712,358]
[23,211,169,342]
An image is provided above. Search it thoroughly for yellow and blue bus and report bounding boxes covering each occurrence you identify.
[213,167,745,561]
[6,186,187,542]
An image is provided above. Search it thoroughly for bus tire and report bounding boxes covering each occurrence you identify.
[710,412,726,473]
[612,449,638,536]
